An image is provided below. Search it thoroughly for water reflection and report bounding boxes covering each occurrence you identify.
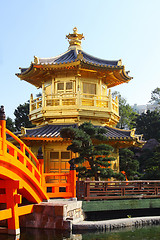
[0,234,20,240]
[21,228,82,240]
[79,226,160,240]
[1,225,160,240]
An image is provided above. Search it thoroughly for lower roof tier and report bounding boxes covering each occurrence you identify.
[16,124,144,148]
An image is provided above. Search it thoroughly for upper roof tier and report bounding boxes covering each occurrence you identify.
[16,27,132,88]
[33,49,121,66]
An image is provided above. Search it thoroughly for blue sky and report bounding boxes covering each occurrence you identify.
[0,0,160,119]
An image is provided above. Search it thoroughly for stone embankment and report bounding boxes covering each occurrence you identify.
[20,199,160,231]
[73,216,160,231]
[20,199,84,230]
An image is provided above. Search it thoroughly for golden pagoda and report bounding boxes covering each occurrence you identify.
[16,28,142,177]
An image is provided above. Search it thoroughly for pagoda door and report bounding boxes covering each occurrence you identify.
[46,150,70,182]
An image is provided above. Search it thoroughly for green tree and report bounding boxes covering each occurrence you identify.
[138,145,160,180]
[14,102,34,131]
[119,148,139,180]
[150,87,160,106]
[135,110,160,141]
[60,122,120,180]
[112,91,137,129]
[6,117,15,132]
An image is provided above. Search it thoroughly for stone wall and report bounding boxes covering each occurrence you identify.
[20,200,84,230]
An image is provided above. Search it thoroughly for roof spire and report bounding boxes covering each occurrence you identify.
[0,106,6,120]
[66,27,84,50]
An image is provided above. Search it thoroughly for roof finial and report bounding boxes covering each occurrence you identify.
[0,106,6,120]
[66,27,85,50]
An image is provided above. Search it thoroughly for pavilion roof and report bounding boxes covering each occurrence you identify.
[16,28,132,88]
[16,124,143,147]
[31,49,121,67]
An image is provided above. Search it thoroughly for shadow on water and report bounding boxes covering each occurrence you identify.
[1,225,160,240]
[85,208,160,221]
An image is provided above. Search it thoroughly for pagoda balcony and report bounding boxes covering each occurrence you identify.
[29,92,119,124]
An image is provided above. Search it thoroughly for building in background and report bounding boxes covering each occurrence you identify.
[132,103,159,114]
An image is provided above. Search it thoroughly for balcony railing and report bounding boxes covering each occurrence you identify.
[30,96,42,111]
[30,92,119,115]
[46,93,77,107]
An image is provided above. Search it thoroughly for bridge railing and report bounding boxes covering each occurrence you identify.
[3,127,42,186]
[77,180,160,200]
[0,107,45,196]
[0,106,77,200]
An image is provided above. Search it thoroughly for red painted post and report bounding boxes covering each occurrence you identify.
[5,180,21,235]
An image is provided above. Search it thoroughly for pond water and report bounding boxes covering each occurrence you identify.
[1,225,160,240]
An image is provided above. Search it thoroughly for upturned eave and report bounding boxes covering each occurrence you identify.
[16,60,132,89]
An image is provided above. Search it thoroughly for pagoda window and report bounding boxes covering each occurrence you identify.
[61,151,70,159]
[50,151,70,159]
[56,81,73,93]
[57,83,64,91]
[66,82,73,91]
[83,83,96,96]
[50,152,59,159]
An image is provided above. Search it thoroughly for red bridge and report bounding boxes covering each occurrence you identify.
[0,106,76,235]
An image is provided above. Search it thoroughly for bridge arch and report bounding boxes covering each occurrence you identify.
[0,106,48,203]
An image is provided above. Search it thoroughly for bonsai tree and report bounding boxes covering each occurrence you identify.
[60,122,120,180]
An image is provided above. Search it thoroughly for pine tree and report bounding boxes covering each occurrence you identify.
[135,110,160,141]
[14,102,34,131]
[6,117,15,132]
[138,145,160,180]
[119,148,140,180]
[60,122,119,180]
